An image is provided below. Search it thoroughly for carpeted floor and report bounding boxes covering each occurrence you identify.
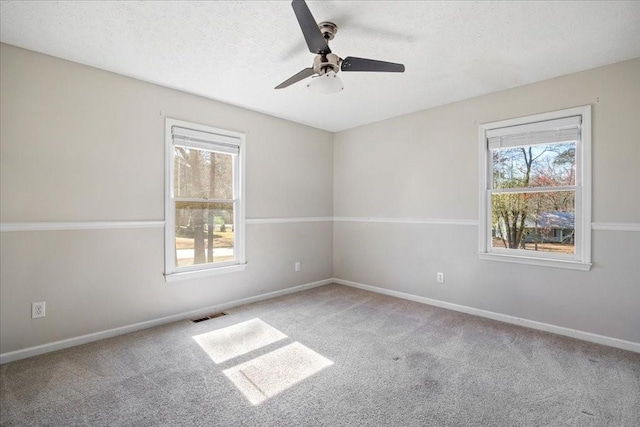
[1,284,639,426]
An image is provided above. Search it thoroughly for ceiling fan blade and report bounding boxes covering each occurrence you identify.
[291,0,331,55]
[275,67,316,89]
[341,56,405,73]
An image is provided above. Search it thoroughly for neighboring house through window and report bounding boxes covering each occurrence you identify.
[165,118,246,281]
[478,105,592,270]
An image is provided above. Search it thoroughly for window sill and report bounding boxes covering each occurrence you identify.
[164,263,247,283]
[478,253,592,271]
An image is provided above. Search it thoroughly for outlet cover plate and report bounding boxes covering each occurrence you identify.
[32,301,46,319]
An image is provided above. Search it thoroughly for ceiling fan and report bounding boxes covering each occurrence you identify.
[275,0,405,92]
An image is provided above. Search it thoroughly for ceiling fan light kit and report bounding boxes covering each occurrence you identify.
[275,0,405,93]
[306,71,344,94]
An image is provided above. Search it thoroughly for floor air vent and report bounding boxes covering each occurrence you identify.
[191,312,227,323]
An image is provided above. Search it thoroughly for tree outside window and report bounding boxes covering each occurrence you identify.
[491,142,575,254]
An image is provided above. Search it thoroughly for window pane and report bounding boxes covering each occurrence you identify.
[491,191,575,254]
[492,142,575,189]
[175,201,235,266]
[174,146,233,199]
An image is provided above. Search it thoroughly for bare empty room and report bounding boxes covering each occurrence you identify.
[1,1,639,425]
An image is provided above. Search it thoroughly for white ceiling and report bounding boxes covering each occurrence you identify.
[1,1,639,132]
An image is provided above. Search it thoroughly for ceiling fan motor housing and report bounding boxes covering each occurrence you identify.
[313,53,340,75]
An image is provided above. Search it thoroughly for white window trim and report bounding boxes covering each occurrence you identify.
[478,105,592,271]
[164,118,247,281]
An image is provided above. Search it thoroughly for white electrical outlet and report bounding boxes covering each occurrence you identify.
[437,272,444,283]
[32,301,46,319]
[295,261,301,272]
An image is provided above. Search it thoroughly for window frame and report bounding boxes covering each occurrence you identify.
[164,118,246,282]
[478,105,592,271]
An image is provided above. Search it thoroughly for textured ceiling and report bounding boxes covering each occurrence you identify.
[1,1,640,132]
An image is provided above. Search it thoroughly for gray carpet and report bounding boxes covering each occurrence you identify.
[1,284,639,426]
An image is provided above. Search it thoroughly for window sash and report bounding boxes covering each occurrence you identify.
[173,144,237,202]
[489,140,581,191]
[174,200,238,272]
[485,191,582,260]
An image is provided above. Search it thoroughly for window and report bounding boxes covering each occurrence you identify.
[478,106,591,270]
[165,118,246,281]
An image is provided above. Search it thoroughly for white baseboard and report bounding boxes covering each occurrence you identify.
[0,278,332,365]
[333,278,640,354]
[4,277,636,364]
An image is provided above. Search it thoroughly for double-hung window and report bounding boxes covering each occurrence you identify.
[478,105,591,270]
[165,118,246,281]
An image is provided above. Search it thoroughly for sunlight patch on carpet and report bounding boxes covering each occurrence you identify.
[192,318,288,363]
[223,342,333,405]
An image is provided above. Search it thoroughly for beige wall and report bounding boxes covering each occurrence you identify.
[333,58,640,343]
[0,44,334,354]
